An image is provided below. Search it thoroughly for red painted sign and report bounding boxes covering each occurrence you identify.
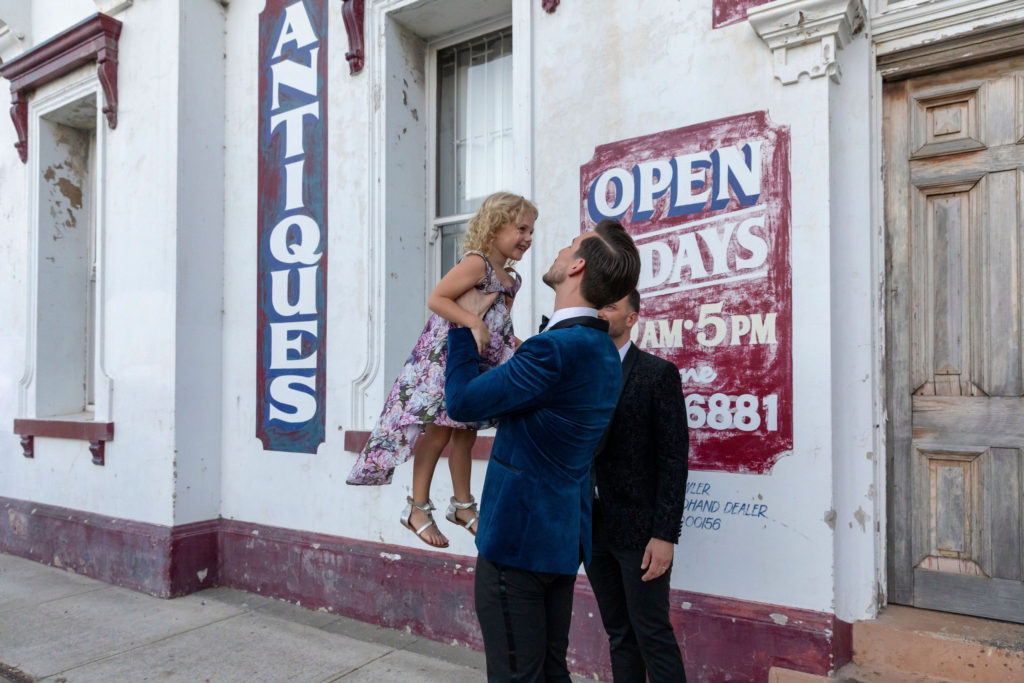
[713,0,773,29]
[581,111,792,474]
[257,0,328,453]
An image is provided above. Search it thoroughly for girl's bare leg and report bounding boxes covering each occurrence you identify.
[449,428,478,531]
[409,424,453,547]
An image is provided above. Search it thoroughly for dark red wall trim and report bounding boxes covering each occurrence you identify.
[0,496,848,680]
[344,430,494,461]
[220,518,846,681]
[0,13,122,162]
[13,418,114,465]
[0,496,217,598]
[14,418,114,442]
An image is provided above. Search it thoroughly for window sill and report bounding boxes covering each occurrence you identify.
[13,416,114,465]
[343,430,492,461]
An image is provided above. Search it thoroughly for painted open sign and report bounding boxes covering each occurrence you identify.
[581,111,793,474]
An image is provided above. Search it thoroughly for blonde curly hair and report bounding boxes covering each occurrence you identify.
[461,192,538,259]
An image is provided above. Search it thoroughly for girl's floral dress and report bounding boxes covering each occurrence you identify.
[346,251,521,485]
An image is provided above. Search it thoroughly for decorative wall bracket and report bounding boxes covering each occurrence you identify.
[0,13,122,162]
[748,0,865,85]
[342,0,364,75]
[14,418,114,466]
[340,0,558,76]
[19,434,33,458]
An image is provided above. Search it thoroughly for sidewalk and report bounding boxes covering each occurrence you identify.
[0,552,571,682]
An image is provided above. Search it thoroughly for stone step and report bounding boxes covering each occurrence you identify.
[832,663,968,682]
[853,605,1024,682]
[768,666,830,682]
[770,663,969,682]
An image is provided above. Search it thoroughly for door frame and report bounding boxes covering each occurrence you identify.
[873,8,1024,609]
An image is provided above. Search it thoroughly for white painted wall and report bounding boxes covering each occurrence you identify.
[0,0,889,622]
[0,0,224,527]
[171,0,227,526]
[213,0,877,617]
[829,32,883,622]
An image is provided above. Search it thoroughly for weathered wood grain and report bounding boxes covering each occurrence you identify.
[887,54,1024,621]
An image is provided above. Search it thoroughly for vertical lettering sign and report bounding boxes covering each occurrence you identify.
[257,0,328,453]
[581,111,793,473]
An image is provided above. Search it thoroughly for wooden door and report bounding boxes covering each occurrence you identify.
[885,55,1024,622]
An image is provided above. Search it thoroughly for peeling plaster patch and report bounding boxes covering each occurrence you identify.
[56,177,83,209]
[311,543,321,549]
[854,506,868,532]
[681,601,693,609]
[824,509,837,529]
[769,613,789,626]
[8,510,25,535]
[380,552,402,561]
[251,529,259,535]
[197,568,208,582]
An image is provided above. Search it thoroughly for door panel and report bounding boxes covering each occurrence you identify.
[886,56,1024,622]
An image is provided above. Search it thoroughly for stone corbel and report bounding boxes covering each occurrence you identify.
[0,13,121,162]
[9,89,27,162]
[341,0,364,75]
[748,0,865,85]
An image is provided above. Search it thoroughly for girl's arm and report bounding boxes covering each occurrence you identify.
[428,255,488,327]
[428,255,492,353]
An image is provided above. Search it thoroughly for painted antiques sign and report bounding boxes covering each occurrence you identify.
[257,0,328,453]
[581,111,793,473]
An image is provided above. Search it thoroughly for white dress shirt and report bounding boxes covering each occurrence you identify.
[541,306,598,332]
[617,340,632,362]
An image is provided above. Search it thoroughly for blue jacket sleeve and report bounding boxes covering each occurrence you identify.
[445,327,562,423]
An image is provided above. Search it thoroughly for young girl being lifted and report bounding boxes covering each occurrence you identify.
[347,192,537,548]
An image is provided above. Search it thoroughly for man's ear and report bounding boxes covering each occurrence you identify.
[626,311,639,327]
[567,257,586,277]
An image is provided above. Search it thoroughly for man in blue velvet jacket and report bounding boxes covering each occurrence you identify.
[445,219,640,682]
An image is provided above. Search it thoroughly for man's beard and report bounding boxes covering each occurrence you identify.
[541,266,564,290]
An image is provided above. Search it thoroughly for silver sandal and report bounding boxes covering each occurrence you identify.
[445,495,479,536]
[400,497,448,547]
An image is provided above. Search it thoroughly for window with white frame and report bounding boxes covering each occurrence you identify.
[20,79,111,423]
[357,0,529,416]
[432,26,514,274]
[36,95,98,417]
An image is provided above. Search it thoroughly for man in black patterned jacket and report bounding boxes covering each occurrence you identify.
[586,288,689,682]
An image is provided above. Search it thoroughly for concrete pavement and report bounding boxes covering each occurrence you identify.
[0,552,580,682]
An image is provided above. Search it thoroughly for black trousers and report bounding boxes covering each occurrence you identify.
[474,555,577,682]
[585,504,687,682]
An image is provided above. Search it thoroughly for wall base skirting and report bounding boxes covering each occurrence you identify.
[0,495,849,680]
[0,496,218,598]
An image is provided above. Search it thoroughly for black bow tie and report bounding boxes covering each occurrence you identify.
[539,315,550,334]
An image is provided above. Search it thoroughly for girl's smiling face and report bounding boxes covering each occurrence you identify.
[492,213,535,262]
